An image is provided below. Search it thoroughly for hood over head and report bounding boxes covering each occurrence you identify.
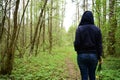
[79,11,94,26]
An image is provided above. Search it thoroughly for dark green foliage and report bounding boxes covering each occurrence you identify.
[98,57,120,80]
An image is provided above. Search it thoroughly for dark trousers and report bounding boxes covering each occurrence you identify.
[77,53,98,80]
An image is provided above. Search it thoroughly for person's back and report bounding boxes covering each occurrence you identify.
[75,25,100,52]
[74,11,102,80]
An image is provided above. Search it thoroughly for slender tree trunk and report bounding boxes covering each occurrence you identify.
[103,0,106,24]
[7,0,11,49]
[30,0,48,55]
[102,0,106,56]
[95,0,101,28]
[92,0,94,15]
[22,0,25,47]
[0,0,3,41]
[30,0,33,48]
[0,0,8,42]
[83,0,85,11]
[76,0,79,24]
[35,18,44,56]
[49,0,53,54]
[19,0,25,58]
[86,0,88,10]
[43,10,46,52]
[0,0,20,75]
[16,0,29,44]
[108,0,116,55]
[61,0,65,28]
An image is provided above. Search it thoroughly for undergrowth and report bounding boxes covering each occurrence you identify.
[0,47,69,80]
[100,56,120,80]
[0,46,120,80]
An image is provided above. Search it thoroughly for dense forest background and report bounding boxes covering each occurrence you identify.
[0,0,120,80]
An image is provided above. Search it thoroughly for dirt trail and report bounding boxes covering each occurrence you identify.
[65,57,81,80]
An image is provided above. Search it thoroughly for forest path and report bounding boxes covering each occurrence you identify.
[65,56,81,80]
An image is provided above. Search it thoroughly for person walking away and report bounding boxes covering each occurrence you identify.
[74,11,103,80]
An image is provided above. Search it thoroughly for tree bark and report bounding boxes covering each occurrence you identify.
[95,0,101,28]
[102,0,106,56]
[86,0,88,10]
[0,0,20,75]
[0,0,8,42]
[49,0,53,54]
[30,0,48,55]
[30,0,33,49]
[76,0,79,24]
[92,0,94,15]
[108,0,117,55]
[83,0,85,11]
[7,0,11,49]
[61,0,65,28]
[43,10,46,52]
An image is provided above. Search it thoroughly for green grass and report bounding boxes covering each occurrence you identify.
[99,56,120,80]
[0,46,120,80]
[0,47,69,80]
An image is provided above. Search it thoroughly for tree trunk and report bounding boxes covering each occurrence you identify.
[95,0,101,28]
[30,0,48,55]
[49,0,53,54]
[30,0,33,49]
[83,0,85,11]
[92,0,94,16]
[7,0,11,49]
[76,0,79,24]
[0,0,20,75]
[61,0,65,28]
[108,0,117,55]
[0,0,3,41]
[43,10,46,52]
[86,0,88,10]
[19,0,25,58]
[102,0,106,57]
[0,0,8,42]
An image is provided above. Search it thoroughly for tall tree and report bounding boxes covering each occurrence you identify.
[61,0,66,28]
[30,0,48,55]
[0,0,3,41]
[102,0,106,26]
[92,0,94,16]
[30,0,33,48]
[0,0,20,75]
[7,0,11,49]
[16,0,29,57]
[0,0,8,41]
[76,0,80,24]
[49,0,53,54]
[83,0,85,11]
[95,0,101,28]
[108,0,117,55]
[42,10,46,52]
[83,0,88,11]
[86,0,88,10]
[102,0,107,56]
[19,0,25,58]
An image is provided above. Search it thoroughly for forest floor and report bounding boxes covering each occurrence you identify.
[0,47,120,80]
[65,57,81,80]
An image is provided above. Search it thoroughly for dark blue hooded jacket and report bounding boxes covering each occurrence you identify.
[74,11,102,59]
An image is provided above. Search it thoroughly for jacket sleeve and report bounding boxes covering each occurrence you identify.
[96,29,102,60]
[74,27,81,52]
